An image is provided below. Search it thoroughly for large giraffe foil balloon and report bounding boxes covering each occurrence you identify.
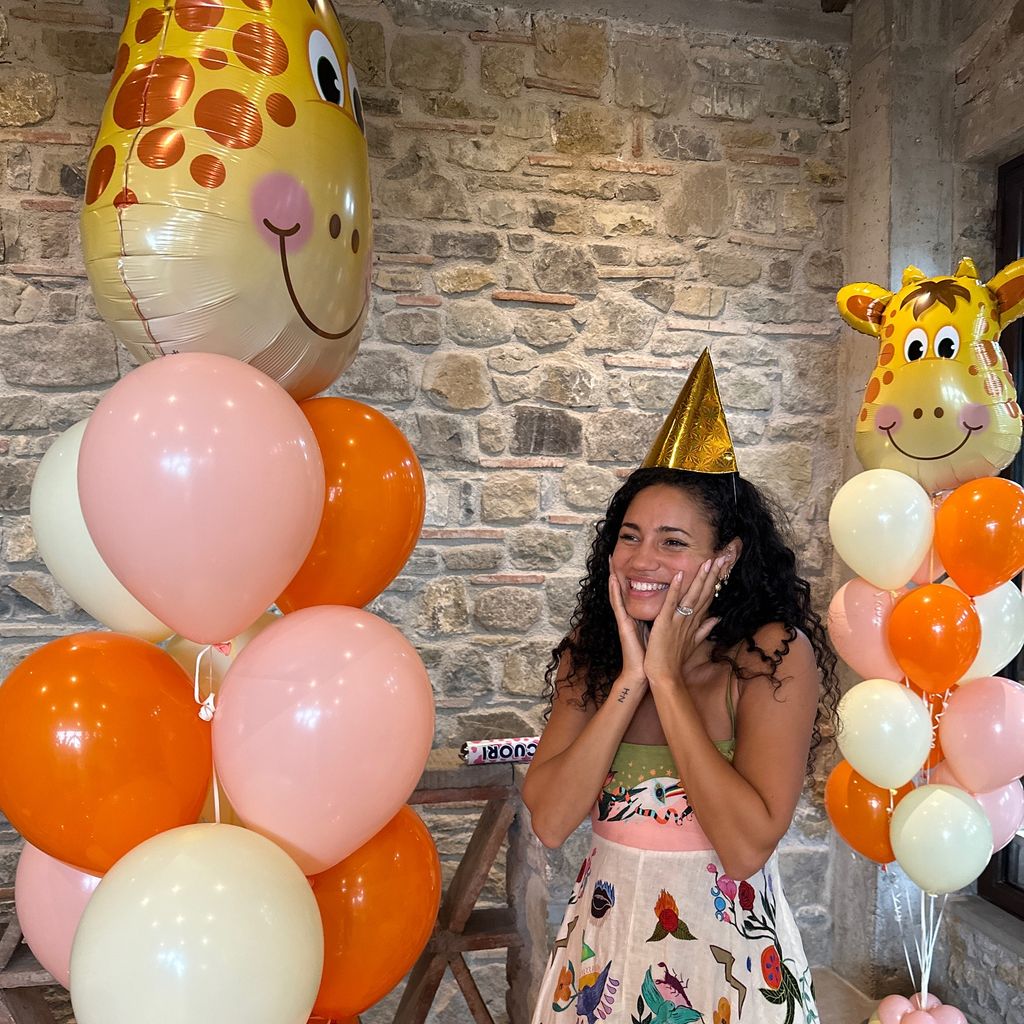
[81,0,371,400]
[837,258,1024,493]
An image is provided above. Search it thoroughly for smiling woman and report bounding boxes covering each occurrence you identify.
[522,351,839,1024]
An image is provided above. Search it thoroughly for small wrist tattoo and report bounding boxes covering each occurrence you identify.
[617,687,630,703]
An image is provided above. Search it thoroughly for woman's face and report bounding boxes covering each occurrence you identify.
[610,484,731,621]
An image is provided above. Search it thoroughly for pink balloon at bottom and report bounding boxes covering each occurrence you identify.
[213,606,435,875]
[876,993,965,1024]
[15,843,101,987]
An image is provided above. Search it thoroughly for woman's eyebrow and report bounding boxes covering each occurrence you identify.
[620,521,691,537]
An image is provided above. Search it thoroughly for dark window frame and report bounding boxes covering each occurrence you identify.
[977,150,1024,920]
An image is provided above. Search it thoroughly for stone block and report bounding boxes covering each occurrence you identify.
[592,205,657,237]
[477,414,507,455]
[0,460,35,512]
[562,462,619,510]
[415,412,474,461]
[699,251,762,286]
[503,641,556,696]
[473,588,543,631]
[501,103,550,140]
[629,372,688,410]
[590,244,632,266]
[582,292,658,351]
[672,284,726,317]
[631,280,675,312]
[690,81,762,122]
[341,17,387,87]
[545,576,582,628]
[584,411,661,462]
[534,242,598,295]
[511,407,583,456]
[422,351,492,410]
[663,163,729,238]
[341,348,414,401]
[374,221,429,254]
[767,258,794,290]
[536,358,601,407]
[390,32,465,91]
[514,310,576,348]
[435,265,497,294]
[449,138,522,172]
[482,473,540,523]
[740,444,813,505]
[781,342,836,415]
[781,189,818,234]
[41,29,118,74]
[611,34,685,116]
[552,107,625,156]
[720,367,774,411]
[533,15,609,89]
[481,44,524,98]
[418,577,470,634]
[1,321,117,387]
[456,706,538,739]
[488,343,539,375]
[530,198,589,235]
[381,309,443,346]
[374,266,424,292]
[377,147,471,221]
[0,71,58,127]
[448,300,511,346]
[442,545,502,571]
[803,250,844,291]
[439,650,494,699]
[479,196,520,228]
[509,527,575,570]
[652,124,721,162]
[734,186,777,232]
[431,229,501,260]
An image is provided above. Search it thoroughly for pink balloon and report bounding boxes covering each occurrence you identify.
[212,606,435,874]
[902,1013,936,1024]
[939,676,1024,792]
[930,762,1024,852]
[930,1006,967,1024]
[911,994,942,1011]
[78,353,324,644]
[15,843,101,987]
[828,579,906,679]
[878,994,914,1024]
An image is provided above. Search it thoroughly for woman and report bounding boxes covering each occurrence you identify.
[522,367,838,1024]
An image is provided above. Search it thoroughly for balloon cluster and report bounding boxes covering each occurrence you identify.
[829,257,1024,1018]
[0,4,440,1023]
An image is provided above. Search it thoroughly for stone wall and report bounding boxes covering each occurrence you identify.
[1,0,851,1020]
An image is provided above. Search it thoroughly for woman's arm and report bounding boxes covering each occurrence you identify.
[521,657,647,849]
[651,623,820,880]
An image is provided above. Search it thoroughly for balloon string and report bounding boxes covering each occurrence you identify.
[883,866,917,989]
[212,758,222,825]
[919,892,945,1005]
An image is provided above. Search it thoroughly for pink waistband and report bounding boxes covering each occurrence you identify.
[591,811,715,852]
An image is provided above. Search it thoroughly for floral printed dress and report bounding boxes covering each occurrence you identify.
[531,741,818,1024]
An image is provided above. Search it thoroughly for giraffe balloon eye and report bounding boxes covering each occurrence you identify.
[904,327,928,362]
[347,62,365,134]
[935,325,960,359]
[309,30,343,106]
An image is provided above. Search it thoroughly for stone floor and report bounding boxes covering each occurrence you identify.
[811,968,877,1024]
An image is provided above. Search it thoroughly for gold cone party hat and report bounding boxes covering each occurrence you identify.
[641,348,737,474]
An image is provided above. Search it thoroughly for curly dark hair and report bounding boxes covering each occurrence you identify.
[542,467,839,772]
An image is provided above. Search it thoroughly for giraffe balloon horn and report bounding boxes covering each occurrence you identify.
[81,0,372,399]
[836,257,1024,492]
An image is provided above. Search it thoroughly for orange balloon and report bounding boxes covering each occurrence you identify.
[935,477,1024,596]
[825,760,912,864]
[0,633,211,874]
[278,399,425,612]
[312,805,440,1018]
[888,584,981,693]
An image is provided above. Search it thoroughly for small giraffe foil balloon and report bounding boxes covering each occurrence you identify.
[81,0,371,399]
[837,258,1024,493]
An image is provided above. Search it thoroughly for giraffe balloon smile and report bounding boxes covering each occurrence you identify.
[81,0,372,399]
[837,258,1024,492]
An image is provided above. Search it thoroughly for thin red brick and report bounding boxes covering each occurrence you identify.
[395,119,487,135]
[11,6,113,26]
[727,231,804,252]
[725,150,801,166]
[468,31,534,44]
[588,157,676,176]
[469,574,545,585]
[631,112,644,158]
[4,263,86,278]
[524,76,600,99]
[395,294,442,307]
[528,154,573,168]
[604,355,679,370]
[547,514,591,526]
[597,267,676,280]
[491,290,577,307]
[480,457,567,468]
[376,253,436,265]
[20,198,77,212]
[0,129,85,145]
[421,528,506,540]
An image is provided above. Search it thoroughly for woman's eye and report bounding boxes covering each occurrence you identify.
[308,30,343,105]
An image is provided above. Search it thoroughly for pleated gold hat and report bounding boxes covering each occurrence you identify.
[641,348,737,474]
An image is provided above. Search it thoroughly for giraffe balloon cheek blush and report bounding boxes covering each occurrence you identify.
[81,0,372,400]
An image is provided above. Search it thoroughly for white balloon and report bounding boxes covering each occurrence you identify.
[890,784,993,894]
[30,420,170,641]
[828,469,934,590]
[70,824,323,1024]
[837,679,931,788]
[943,579,1024,682]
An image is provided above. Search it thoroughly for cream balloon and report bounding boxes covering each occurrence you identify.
[942,579,1024,682]
[70,824,323,1024]
[837,679,931,788]
[828,469,934,589]
[889,784,993,894]
[30,420,170,641]
[165,612,280,701]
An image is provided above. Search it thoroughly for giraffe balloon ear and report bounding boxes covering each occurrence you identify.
[836,282,892,337]
[955,257,980,280]
[987,257,1024,328]
[902,266,927,287]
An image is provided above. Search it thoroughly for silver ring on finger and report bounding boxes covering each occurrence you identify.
[675,604,695,617]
